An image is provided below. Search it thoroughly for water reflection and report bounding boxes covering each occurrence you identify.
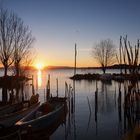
[37,70,42,88]
[25,69,140,140]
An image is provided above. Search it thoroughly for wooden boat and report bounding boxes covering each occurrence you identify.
[0,102,40,128]
[0,103,23,116]
[21,103,67,140]
[16,99,66,132]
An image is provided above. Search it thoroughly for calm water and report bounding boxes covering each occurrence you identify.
[32,69,127,140]
[0,69,137,140]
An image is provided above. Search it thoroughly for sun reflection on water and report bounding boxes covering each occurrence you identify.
[37,70,42,87]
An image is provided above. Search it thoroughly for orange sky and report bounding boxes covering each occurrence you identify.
[3,0,140,68]
[33,47,99,68]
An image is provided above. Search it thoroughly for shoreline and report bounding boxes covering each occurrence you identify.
[70,73,140,81]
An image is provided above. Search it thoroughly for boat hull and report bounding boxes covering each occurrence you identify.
[16,103,65,132]
[0,102,40,128]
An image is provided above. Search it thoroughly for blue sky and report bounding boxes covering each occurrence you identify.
[2,0,140,66]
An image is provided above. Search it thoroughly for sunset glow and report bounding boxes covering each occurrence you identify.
[36,63,44,70]
[4,0,140,67]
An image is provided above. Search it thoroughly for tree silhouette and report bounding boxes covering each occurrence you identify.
[0,8,35,77]
[92,39,116,73]
[13,16,35,76]
[0,8,15,76]
[121,36,139,74]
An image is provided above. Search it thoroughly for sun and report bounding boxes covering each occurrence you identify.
[36,63,44,70]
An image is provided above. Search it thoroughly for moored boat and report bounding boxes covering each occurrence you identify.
[0,103,23,116]
[0,102,40,128]
[16,99,66,133]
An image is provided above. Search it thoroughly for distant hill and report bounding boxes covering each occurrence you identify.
[45,66,74,69]
[46,64,140,70]
[0,64,139,70]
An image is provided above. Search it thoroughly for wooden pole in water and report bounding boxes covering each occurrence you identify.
[56,78,58,97]
[32,75,35,95]
[74,43,77,76]
[119,36,122,74]
[95,89,98,135]
[46,74,50,101]
[65,82,68,98]
[73,80,76,112]
[44,89,45,102]
[95,80,98,135]
[73,43,77,113]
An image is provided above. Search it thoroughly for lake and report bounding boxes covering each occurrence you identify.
[0,68,138,140]
[31,68,131,140]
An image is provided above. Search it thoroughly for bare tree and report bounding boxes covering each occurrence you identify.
[0,8,15,76]
[13,14,35,77]
[92,39,116,73]
[19,49,36,76]
[121,36,139,74]
[0,8,35,77]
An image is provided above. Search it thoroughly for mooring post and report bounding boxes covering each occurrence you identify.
[56,78,58,97]
[32,75,35,95]
[46,74,50,101]
[65,81,69,98]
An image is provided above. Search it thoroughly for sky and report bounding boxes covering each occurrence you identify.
[1,0,140,67]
